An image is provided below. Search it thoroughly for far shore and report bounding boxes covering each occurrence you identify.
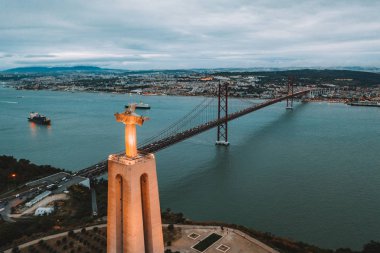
[2,85,354,105]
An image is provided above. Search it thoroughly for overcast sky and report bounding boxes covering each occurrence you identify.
[0,0,379,70]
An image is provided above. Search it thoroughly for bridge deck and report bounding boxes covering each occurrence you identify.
[78,89,311,178]
[139,89,309,153]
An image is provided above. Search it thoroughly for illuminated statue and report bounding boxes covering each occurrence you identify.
[109,105,164,253]
[114,104,149,158]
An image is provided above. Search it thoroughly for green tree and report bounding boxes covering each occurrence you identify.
[335,248,354,253]
[362,241,380,253]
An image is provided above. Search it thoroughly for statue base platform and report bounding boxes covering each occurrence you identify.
[107,153,164,253]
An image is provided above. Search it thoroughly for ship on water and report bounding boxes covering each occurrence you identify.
[28,112,51,125]
[348,101,380,107]
[125,102,151,109]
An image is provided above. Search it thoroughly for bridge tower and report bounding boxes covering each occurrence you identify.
[107,106,164,253]
[216,81,229,146]
[286,77,294,110]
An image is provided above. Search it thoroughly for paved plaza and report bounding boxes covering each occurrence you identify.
[167,225,279,253]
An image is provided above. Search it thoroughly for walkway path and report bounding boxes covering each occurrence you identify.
[167,224,279,253]
[4,224,107,253]
[5,224,279,253]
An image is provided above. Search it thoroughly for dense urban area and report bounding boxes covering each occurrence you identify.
[1,68,380,103]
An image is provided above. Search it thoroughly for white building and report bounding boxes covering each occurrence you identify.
[34,207,54,216]
[79,178,90,188]
[25,191,51,207]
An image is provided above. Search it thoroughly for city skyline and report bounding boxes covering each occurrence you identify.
[1,0,380,70]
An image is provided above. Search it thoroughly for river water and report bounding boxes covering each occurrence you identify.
[1,86,380,250]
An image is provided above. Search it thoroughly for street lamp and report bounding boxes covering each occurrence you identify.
[9,173,17,190]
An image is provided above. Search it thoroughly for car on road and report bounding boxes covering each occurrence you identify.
[46,184,58,190]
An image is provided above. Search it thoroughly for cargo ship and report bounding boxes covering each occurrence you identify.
[348,101,380,107]
[125,102,151,109]
[28,112,51,125]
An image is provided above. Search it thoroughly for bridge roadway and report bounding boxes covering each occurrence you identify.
[78,89,311,178]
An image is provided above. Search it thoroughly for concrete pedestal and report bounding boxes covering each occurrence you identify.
[107,153,164,253]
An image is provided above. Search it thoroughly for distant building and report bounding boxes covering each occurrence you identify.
[213,76,230,81]
[321,83,337,88]
[79,178,90,188]
[130,89,142,94]
[200,77,213,81]
[25,191,52,207]
[34,207,54,216]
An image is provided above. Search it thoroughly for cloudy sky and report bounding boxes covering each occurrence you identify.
[0,0,379,70]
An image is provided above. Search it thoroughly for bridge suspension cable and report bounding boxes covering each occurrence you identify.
[78,87,313,178]
[138,96,217,148]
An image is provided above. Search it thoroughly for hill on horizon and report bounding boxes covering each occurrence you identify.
[3,65,380,74]
[3,66,112,73]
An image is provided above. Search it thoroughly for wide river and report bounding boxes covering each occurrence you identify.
[1,86,380,250]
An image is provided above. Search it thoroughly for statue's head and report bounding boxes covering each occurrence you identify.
[126,103,136,114]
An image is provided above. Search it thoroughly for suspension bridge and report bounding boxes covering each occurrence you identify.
[78,81,314,178]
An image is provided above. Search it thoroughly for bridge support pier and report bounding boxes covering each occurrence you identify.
[286,77,294,110]
[215,140,229,146]
[216,81,229,146]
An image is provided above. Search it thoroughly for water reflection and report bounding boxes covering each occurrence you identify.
[29,122,52,137]
[29,122,37,137]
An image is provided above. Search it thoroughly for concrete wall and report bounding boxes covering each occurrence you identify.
[107,154,164,253]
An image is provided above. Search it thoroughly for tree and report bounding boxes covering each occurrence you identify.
[11,247,20,253]
[335,248,354,253]
[68,230,74,237]
[363,241,380,253]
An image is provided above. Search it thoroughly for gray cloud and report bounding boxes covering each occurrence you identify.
[0,0,379,69]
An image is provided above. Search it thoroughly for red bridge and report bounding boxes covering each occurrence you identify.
[78,81,312,178]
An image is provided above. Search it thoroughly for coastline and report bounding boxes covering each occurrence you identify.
[1,85,354,105]
[2,86,380,249]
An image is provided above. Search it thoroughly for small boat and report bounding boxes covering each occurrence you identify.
[125,102,151,109]
[28,112,51,125]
